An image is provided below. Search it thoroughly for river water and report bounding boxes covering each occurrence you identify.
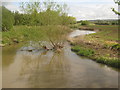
[2,30,119,88]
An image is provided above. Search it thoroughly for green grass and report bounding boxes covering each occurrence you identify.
[71,45,95,57]
[2,26,45,45]
[2,25,70,46]
[71,45,120,68]
[85,25,118,41]
[70,25,119,68]
[83,25,119,50]
[94,56,120,68]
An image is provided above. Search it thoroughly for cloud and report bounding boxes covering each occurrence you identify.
[68,3,118,20]
[4,3,20,12]
[1,0,115,3]
[2,0,119,20]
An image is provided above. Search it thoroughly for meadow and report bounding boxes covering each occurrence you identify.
[70,25,120,68]
[2,25,71,46]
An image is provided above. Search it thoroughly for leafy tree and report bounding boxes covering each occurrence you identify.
[20,2,41,26]
[0,6,2,30]
[19,1,75,26]
[13,11,25,25]
[39,10,61,25]
[81,20,90,25]
[2,6,14,31]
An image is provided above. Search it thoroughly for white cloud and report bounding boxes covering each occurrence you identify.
[1,0,115,3]
[2,0,119,20]
[68,3,118,20]
[5,4,20,12]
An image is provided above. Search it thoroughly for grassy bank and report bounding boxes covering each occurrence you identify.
[1,25,71,46]
[70,25,119,68]
[71,45,119,68]
[1,26,45,46]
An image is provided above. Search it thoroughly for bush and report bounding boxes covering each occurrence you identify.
[111,44,120,50]
[81,20,90,25]
[2,6,14,31]
[96,56,120,68]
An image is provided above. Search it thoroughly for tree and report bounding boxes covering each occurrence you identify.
[80,20,90,25]
[2,6,14,31]
[19,1,74,26]
[112,0,120,15]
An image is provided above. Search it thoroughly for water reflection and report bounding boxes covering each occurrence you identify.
[2,44,23,67]
[2,44,119,88]
[2,30,119,88]
[16,48,70,88]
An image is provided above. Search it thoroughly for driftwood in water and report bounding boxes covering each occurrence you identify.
[42,45,50,50]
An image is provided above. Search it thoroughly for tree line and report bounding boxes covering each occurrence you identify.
[1,1,76,31]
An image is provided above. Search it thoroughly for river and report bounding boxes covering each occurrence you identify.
[2,30,119,88]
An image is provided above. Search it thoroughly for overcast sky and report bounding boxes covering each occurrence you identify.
[1,0,118,20]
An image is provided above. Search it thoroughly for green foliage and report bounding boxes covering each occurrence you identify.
[80,20,90,25]
[13,1,76,26]
[85,25,118,41]
[0,6,1,28]
[2,25,70,45]
[69,23,80,29]
[13,12,31,25]
[95,56,120,68]
[2,6,14,31]
[71,45,95,57]
[111,44,120,50]
[38,10,61,25]
[80,20,118,25]
[2,26,45,44]
[71,45,120,68]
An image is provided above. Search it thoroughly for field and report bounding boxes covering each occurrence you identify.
[1,25,71,46]
[84,25,118,41]
[70,25,120,68]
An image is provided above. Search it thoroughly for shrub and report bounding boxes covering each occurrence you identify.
[2,6,14,31]
[96,56,120,68]
[111,44,120,50]
[81,20,90,25]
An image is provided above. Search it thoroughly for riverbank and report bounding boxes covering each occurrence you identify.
[69,25,119,68]
[1,26,44,46]
[1,25,71,47]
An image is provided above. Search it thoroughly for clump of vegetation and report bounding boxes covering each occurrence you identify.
[2,25,70,46]
[95,56,120,68]
[71,45,94,57]
[71,45,120,68]
[2,6,14,31]
[80,20,90,25]
[111,44,120,50]
[2,26,45,45]
[42,25,70,50]
[104,41,120,50]
[12,2,76,26]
